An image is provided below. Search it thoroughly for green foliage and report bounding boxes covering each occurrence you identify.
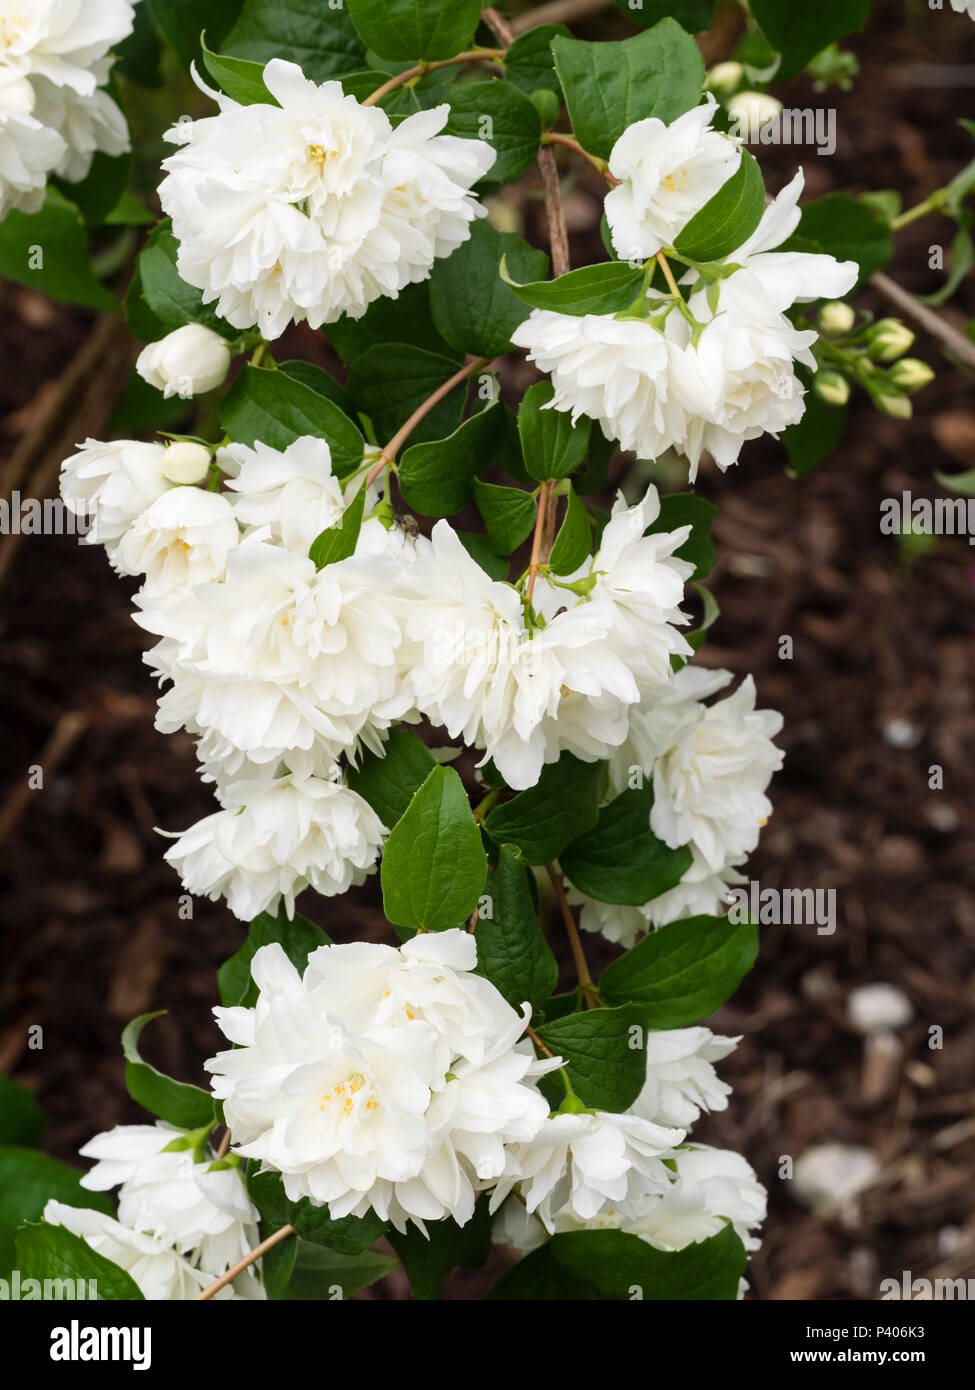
[121,1013,214,1129]
[398,402,506,516]
[750,0,871,82]
[16,1222,145,1300]
[430,220,548,358]
[221,364,366,473]
[560,784,692,906]
[388,1199,492,1299]
[475,846,559,1013]
[0,189,118,311]
[484,755,602,865]
[518,381,589,482]
[381,766,487,932]
[0,1076,44,1147]
[218,905,332,1008]
[536,1003,649,1112]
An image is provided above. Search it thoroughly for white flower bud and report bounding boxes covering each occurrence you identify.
[727,91,783,142]
[704,61,743,98]
[817,301,855,336]
[867,318,915,362]
[136,324,232,400]
[812,370,850,407]
[873,388,912,419]
[887,357,934,393]
[161,442,212,485]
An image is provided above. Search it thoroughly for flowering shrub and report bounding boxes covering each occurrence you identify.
[2,0,973,1304]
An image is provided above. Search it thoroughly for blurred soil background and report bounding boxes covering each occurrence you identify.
[1,0,974,1300]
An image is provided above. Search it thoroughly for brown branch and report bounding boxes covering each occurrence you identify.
[545,864,599,1007]
[362,51,504,106]
[526,1024,555,1058]
[537,147,571,278]
[542,130,616,184]
[196,1224,295,1301]
[510,0,614,35]
[869,271,975,371]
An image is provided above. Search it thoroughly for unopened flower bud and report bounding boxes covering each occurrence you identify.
[161,442,212,485]
[887,357,934,393]
[817,301,855,337]
[528,88,560,132]
[137,324,232,400]
[727,91,782,142]
[813,370,850,406]
[867,318,915,363]
[873,388,913,420]
[704,62,743,98]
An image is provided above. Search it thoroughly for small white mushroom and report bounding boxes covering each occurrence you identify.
[847,983,913,1034]
[793,1143,881,1212]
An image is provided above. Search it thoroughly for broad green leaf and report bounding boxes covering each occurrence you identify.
[56,148,133,229]
[484,755,602,865]
[784,193,893,288]
[783,381,847,474]
[347,730,436,829]
[610,0,714,32]
[136,223,236,338]
[203,39,275,104]
[674,151,764,262]
[217,905,332,1009]
[147,0,241,71]
[0,1076,44,1147]
[16,1221,144,1301]
[0,189,118,311]
[327,281,461,364]
[504,24,572,98]
[647,492,717,579]
[487,1224,745,1300]
[284,1239,396,1299]
[599,914,758,1027]
[247,1170,385,1255]
[551,21,704,160]
[935,467,975,496]
[346,344,468,449]
[346,0,481,61]
[279,359,349,411]
[309,479,366,568]
[457,530,509,580]
[260,1227,297,1299]
[430,220,548,358]
[475,846,558,1013]
[444,81,542,184]
[388,1199,491,1300]
[535,1003,648,1112]
[221,364,366,474]
[398,403,505,516]
[473,479,537,555]
[548,484,592,575]
[502,258,645,315]
[750,0,871,81]
[381,766,487,932]
[0,1146,113,1277]
[121,1013,214,1129]
[223,0,366,82]
[560,785,692,906]
[518,381,589,482]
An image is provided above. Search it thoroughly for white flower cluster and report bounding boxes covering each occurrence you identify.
[44,1121,265,1299]
[205,930,765,1257]
[158,59,496,339]
[0,0,135,218]
[514,101,859,478]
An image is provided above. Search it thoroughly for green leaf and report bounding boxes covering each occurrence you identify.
[784,192,893,288]
[685,580,720,653]
[487,1224,745,1300]
[347,730,436,829]
[16,1221,145,1301]
[647,492,717,579]
[504,24,572,98]
[457,531,509,580]
[260,1226,297,1299]
[381,766,487,932]
[444,81,542,184]
[218,905,332,1008]
[484,755,602,865]
[548,484,592,575]
[430,220,548,358]
[147,0,241,71]
[502,258,645,315]
[137,223,236,338]
[935,467,975,496]
[475,846,558,1013]
[57,149,133,229]
[473,479,537,555]
[600,914,759,1027]
[327,281,461,365]
[121,1013,214,1129]
[674,151,765,262]
[0,188,118,311]
[223,0,366,82]
[551,20,704,160]
[518,381,589,482]
[783,381,847,473]
[398,402,505,517]
[610,0,714,32]
[309,479,366,568]
[247,1170,386,1255]
[203,39,275,104]
[750,0,871,81]
[346,344,468,449]
[116,2,163,87]
[221,364,366,475]
[560,784,692,907]
[345,0,480,61]
[0,1147,113,1270]
[0,1076,44,1147]
[388,1198,491,1300]
[536,1003,648,1112]
[279,358,349,411]
[284,1239,396,1299]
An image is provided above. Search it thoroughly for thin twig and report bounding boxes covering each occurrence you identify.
[215,1128,232,1161]
[525,481,552,604]
[537,147,571,278]
[195,1224,295,1301]
[482,7,514,45]
[545,864,599,1007]
[365,356,494,486]
[869,271,975,371]
[542,130,616,184]
[362,50,504,106]
[526,1025,555,1058]
[511,0,614,35]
